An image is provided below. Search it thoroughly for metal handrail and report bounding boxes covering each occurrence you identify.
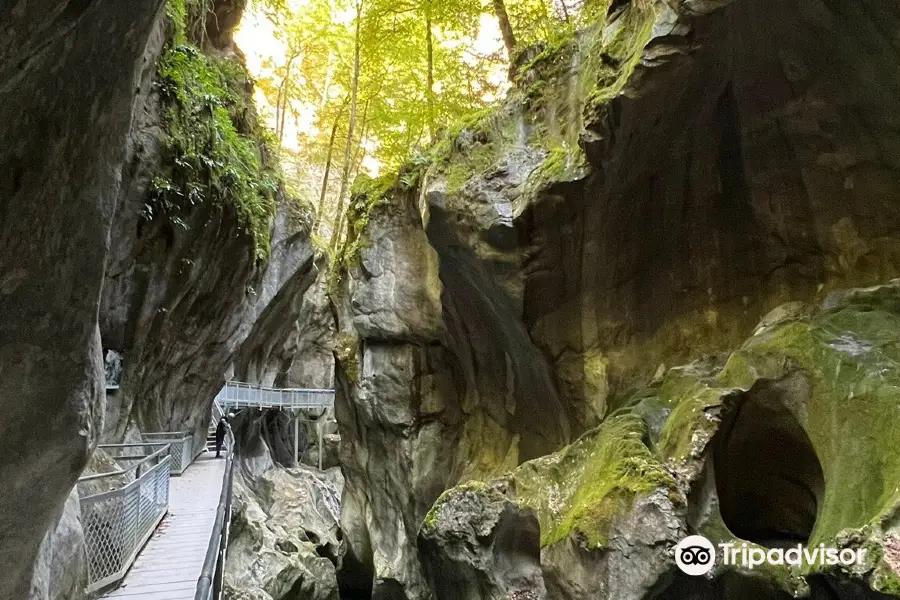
[141,431,194,475]
[194,423,235,600]
[215,381,335,410]
[221,380,335,394]
[77,443,171,483]
[78,445,172,593]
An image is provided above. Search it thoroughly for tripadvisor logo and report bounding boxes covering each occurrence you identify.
[675,535,716,576]
[674,535,868,576]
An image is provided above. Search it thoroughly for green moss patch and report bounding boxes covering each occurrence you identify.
[148,2,278,262]
[648,282,900,591]
[507,413,678,548]
[384,2,659,225]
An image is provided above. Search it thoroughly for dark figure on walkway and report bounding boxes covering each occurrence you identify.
[215,415,229,458]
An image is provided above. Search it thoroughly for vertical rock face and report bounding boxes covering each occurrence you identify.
[335,191,448,599]
[97,0,317,450]
[28,489,87,600]
[335,190,573,598]
[0,0,166,596]
[333,0,900,598]
[2,0,318,595]
[423,281,900,600]
[281,271,337,389]
[523,0,900,411]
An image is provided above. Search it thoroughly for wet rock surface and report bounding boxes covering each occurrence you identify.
[424,281,900,599]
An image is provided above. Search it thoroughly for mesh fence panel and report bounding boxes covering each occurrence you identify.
[79,454,171,593]
[140,434,191,474]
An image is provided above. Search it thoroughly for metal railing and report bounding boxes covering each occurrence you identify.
[195,410,235,600]
[78,444,171,594]
[141,431,193,474]
[215,381,334,411]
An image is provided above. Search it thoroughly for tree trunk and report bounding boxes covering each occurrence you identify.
[561,0,571,22]
[330,0,363,253]
[492,0,516,65]
[350,100,370,179]
[275,50,301,145]
[313,114,342,235]
[425,5,435,139]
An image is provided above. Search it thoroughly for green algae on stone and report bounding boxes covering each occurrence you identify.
[334,332,360,385]
[414,1,658,223]
[419,282,900,595]
[422,480,501,534]
[153,44,277,261]
[652,282,900,591]
[148,0,279,262]
[719,299,900,547]
[506,413,679,548]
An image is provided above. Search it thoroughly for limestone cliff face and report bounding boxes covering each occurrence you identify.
[0,0,167,597]
[234,268,336,388]
[97,1,316,452]
[332,0,900,597]
[520,0,900,422]
[225,408,344,600]
[424,280,900,600]
[0,0,317,596]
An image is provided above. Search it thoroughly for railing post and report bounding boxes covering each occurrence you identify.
[135,472,142,541]
[294,415,299,465]
[317,418,324,470]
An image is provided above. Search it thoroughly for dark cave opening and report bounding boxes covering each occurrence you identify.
[713,375,825,548]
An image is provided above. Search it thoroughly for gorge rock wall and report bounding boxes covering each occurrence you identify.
[97,0,316,452]
[524,0,900,418]
[333,0,900,598]
[226,407,344,600]
[232,266,336,388]
[0,0,167,597]
[423,280,900,600]
[1,0,319,596]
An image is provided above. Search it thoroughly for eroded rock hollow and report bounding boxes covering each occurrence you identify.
[6,0,900,598]
[330,0,900,597]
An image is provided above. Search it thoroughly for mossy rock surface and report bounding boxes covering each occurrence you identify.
[423,281,900,596]
[505,413,679,548]
[147,0,279,262]
[655,281,900,592]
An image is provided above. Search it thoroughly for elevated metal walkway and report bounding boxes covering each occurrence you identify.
[100,455,226,600]
[79,384,335,599]
[215,381,334,411]
[79,413,233,599]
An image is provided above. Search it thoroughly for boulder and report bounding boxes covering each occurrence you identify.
[225,466,344,600]
[419,483,547,600]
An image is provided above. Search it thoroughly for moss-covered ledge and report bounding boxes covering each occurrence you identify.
[145,0,279,263]
[655,281,900,593]
[420,280,900,598]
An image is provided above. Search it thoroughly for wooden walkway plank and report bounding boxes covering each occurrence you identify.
[102,454,226,600]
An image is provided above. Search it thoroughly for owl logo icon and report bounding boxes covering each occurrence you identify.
[675,535,716,576]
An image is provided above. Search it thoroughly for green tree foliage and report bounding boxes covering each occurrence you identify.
[242,0,595,257]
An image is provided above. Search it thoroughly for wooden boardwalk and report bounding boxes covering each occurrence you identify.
[103,454,226,600]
